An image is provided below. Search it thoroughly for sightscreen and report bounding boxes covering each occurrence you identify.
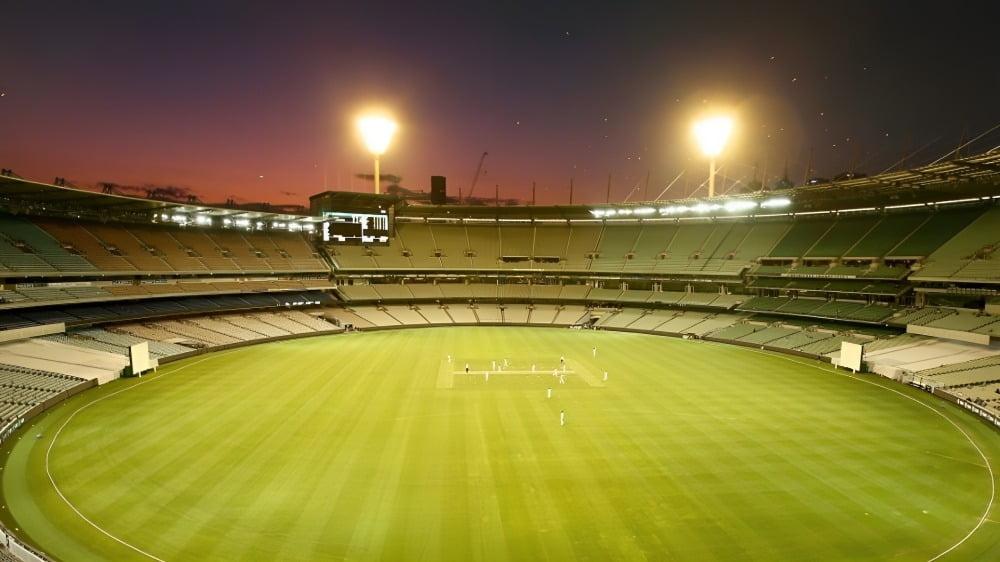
[839,341,864,372]
[129,341,151,375]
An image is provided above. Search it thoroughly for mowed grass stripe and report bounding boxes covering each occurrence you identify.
[46,358,252,559]
[342,347,432,559]
[507,390,655,560]
[275,336,430,560]
[267,329,441,560]
[117,352,330,538]
[381,385,452,561]
[5,327,1000,560]
[296,357,432,558]
[437,396,474,560]
[57,353,307,556]
[492,390,579,561]
[198,353,351,561]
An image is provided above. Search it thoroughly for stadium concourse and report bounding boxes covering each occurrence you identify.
[0,152,999,558]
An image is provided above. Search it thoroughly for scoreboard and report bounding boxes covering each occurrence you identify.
[311,191,395,244]
[321,209,391,244]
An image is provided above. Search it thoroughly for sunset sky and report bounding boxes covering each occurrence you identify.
[2,1,998,207]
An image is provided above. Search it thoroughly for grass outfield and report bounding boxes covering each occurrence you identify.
[2,326,1000,561]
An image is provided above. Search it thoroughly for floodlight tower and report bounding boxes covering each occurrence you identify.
[693,116,733,198]
[358,115,397,195]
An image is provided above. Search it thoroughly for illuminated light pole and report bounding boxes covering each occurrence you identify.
[693,116,733,198]
[357,115,397,195]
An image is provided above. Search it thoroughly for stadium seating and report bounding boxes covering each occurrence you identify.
[502,305,530,323]
[910,206,1000,281]
[564,224,601,270]
[394,222,441,268]
[768,217,837,258]
[0,363,88,421]
[383,305,428,325]
[445,305,478,323]
[533,224,572,263]
[804,215,879,258]
[0,213,98,273]
[654,311,712,333]
[415,305,453,324]
[3,176,1000,448]
[892,208,985,259]
[526,304,560,324]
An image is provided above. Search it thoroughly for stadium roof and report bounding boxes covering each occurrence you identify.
[399,151,1000,220]
[0,176,325,224]
[2,149,999,223]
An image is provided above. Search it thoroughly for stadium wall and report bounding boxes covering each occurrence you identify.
[0,324,64,344]
[932,389,1000,431]
[150,327,345,367]
[700,335,832,362]
[907,324,991,345]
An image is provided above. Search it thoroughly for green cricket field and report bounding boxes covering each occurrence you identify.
[2,326,999,561]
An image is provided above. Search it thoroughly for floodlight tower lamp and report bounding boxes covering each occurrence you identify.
[693,116,733,198]
[357,115,398,195]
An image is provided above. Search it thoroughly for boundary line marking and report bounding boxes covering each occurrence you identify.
[36,338,998,561]
[44,354,224,561]
[748,348,996,562]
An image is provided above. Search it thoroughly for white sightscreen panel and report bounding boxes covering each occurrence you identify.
[129,341,151,374]
[840,341,864,372]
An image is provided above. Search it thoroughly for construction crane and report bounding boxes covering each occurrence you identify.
[465,151,488,203]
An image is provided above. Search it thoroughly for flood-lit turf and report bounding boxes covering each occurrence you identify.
[3,326,1000,561]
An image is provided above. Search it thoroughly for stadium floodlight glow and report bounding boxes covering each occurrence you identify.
[658,205,690,215]
[760,197,792,209]
[633,207,656,215]
[357,115,398,195]
[936,197,980,205]
[693,116,733,198]
[234,218,250,228]
[885,202,927,210]
[691,202,723,214]
[724,200,757,213]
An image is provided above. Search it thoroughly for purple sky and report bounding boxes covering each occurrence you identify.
[2,1,998,207]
